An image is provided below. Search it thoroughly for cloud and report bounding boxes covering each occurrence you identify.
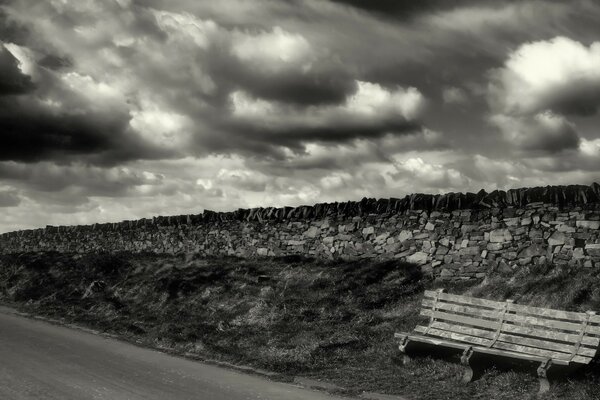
[489,36,600,116]
[227,81,426,148]
[391,157,471,191]
[442,86,468,105]
[0,0,599,233]
[0,189,20,207]
[0,43,33,94]
[489,111,580,153]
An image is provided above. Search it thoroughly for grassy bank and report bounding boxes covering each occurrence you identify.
[0,252,600,399]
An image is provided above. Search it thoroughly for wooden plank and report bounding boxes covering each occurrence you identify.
[417,321,597,357]
[508,302,599,324]
[414,327,592,364]
[421,309,500,330]
[501,320,599,347]
[424,291,503,310]
[397,333,572,365]
[423,299,500,320]
[502,313,600,335]
[425,291,600,326]
[423,300,600,335]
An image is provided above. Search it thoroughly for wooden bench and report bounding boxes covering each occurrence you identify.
[394,290,600,394]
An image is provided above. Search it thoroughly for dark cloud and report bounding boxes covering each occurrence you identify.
[328,0,519,19]
[37,54,72,70]
[0,7,28,44]
[0,44,33,94]
[219,64,357,106]
[0,95,166,164]
[329,0,450,18]
[0,162,149,195]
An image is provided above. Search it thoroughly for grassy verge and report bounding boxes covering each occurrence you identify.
[0,252,600,399]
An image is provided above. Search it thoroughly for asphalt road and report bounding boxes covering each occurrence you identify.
[0,309,349,400]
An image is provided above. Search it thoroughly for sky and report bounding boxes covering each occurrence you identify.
[0,0,600,233]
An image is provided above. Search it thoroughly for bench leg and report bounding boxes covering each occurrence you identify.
[537,359,553,395]
[397,336,414,365]
[460,347,486,383]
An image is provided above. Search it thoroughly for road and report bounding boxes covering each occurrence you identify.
[0,309,349,400]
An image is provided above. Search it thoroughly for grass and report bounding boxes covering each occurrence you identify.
[1,252,600,399]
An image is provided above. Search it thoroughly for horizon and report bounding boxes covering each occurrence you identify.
[1,181,598,234]
[1,0,600,233]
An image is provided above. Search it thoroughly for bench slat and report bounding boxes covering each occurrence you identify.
[424,291,503,310]
[416,321,597,357]
[425,290,600,325]
[422,299,499,320]
[422,301,600,335]
[395,332,572,365]
[427,311,599,347]
[413,326,592,364]
[421,308,498,330]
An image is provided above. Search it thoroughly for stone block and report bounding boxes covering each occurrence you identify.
[436,245,449,255]
[407,251,428,265]
[304,226,320,238]
[548,231,567,247]
[362,226,375,235]
[573,247,585,260]
[517,243,546,258]
[459,246,480,256]
[398,230,413,243]
[504,217,520,227]
[586,244,600,257]
[490,229,513,243]
[440,268,454,277]
[577,220,600,230]
[557,224,576,233]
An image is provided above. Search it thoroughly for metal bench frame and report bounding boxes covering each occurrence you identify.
[395,289,600,394]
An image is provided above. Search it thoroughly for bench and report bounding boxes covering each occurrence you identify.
[394,289,600,394]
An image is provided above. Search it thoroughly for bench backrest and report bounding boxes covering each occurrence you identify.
[417,290,600,364]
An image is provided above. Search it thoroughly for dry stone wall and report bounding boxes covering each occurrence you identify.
[1,184,600,282]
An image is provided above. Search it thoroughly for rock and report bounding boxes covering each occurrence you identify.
[576,220,600,230]
[487,243,503,251]
[586,244,600,257]
[436,245,449,255]
[398,230,413,243]
[504,217,520,227]
[497,260,512,274]
[518,243,546,258]
[461,224,477,233]
[362,226,375,236]
[304,226,320,238]
[489,229,513,243]
[323,236,334,245]
[440,268,454,277]
[459,246,480,256]
[425,222,435,231]
[407,252,428,265]
[548,231,567,247]
[557,224,576,233]
[573,248,585,260]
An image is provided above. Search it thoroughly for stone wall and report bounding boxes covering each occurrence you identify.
[1,184,600,282]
